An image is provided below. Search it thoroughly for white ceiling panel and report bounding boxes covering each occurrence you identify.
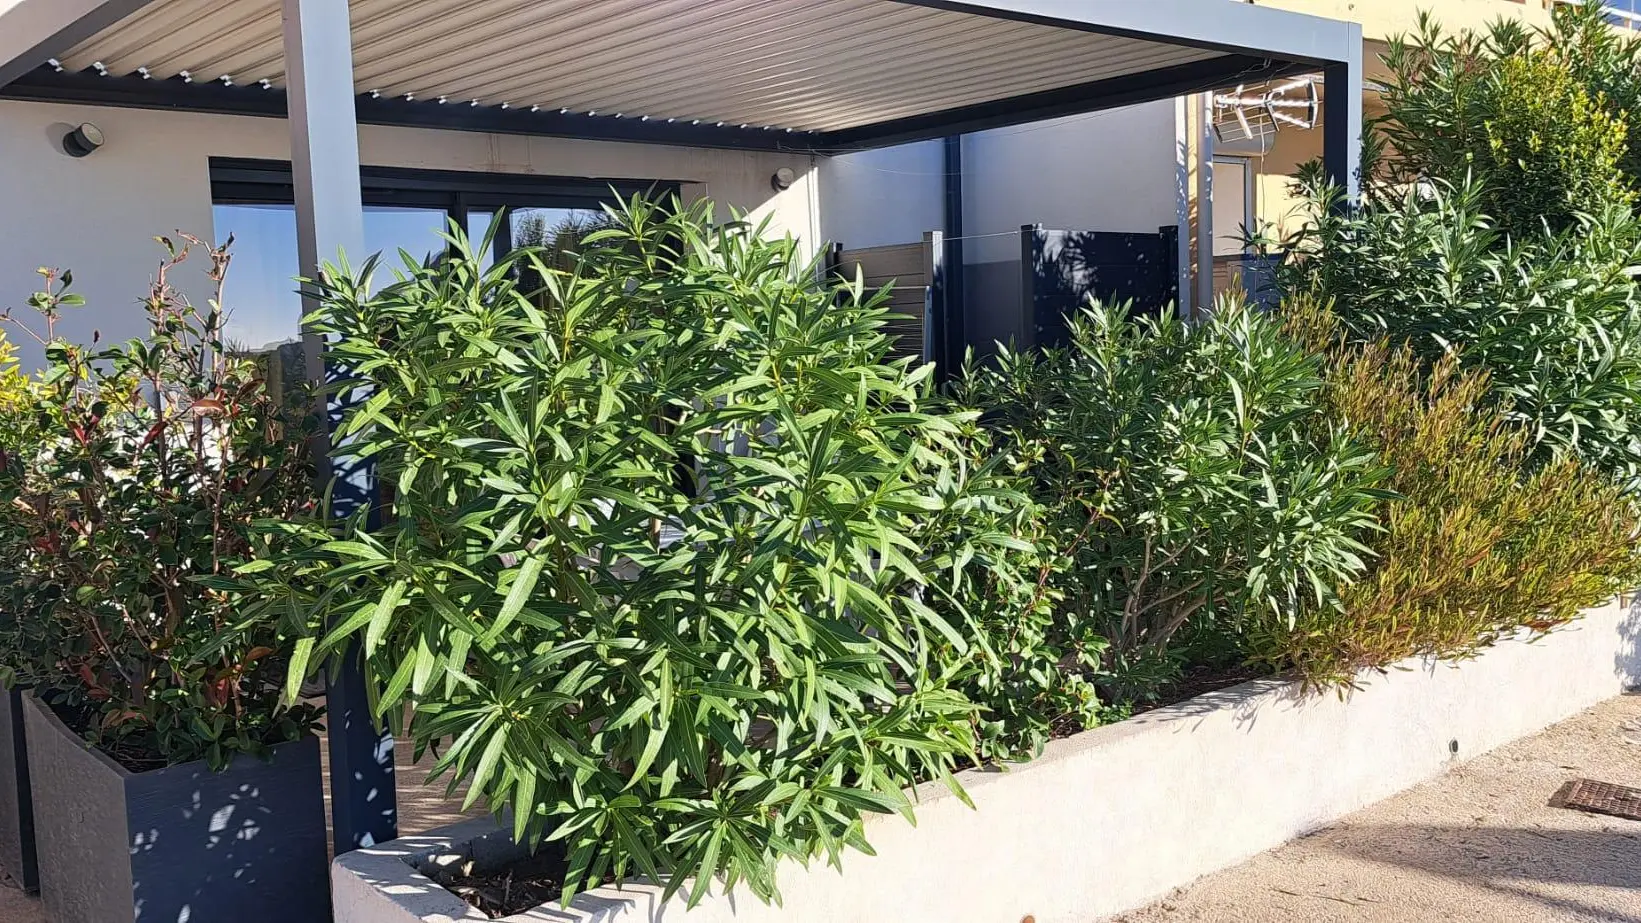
[58,0,1232,132]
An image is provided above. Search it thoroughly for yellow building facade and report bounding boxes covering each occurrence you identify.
[1201,0,1560,303]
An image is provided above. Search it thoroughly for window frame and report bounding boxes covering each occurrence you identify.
[1210,154,1256,259]
[209,157,681,263]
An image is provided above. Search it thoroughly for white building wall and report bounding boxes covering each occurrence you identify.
[816,102,1180,260]
[817,141,945,252]
[961,102,1181,263]
[0,99,818,371]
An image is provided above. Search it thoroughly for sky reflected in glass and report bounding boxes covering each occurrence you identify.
[213,204,452,353]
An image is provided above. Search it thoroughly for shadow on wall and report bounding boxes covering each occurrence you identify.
[962,226,1180,362]
[1621,594,1641,692]
[1028,228,1178,341]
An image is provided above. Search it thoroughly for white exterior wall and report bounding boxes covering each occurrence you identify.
[816,102,1181,260]
[961,102,1181,262]
[0,100,818,371]
[817,141,945,252]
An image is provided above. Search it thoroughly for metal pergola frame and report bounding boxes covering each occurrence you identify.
[0,0,1365,856]
[0,1,1365,165]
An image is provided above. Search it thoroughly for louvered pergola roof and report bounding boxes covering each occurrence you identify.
[1,0,1363,152]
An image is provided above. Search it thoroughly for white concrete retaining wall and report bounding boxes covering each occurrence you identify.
[334,598,1641,923]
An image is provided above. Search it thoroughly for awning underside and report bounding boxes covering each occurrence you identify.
[53,0,1240,135]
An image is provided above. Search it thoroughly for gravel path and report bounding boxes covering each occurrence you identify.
[1113,695,1641,923]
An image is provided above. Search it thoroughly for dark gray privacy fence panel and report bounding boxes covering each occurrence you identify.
[1024,225,1181,349]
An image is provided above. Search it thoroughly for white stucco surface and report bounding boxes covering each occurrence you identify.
[817,141,944,252]
[816,103,1183,264]
[0,100,818,371]
[333,598,1641,923]
[960,102,1182,264]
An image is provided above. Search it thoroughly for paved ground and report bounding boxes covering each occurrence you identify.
[1115,694,1641,923]
[0,881,34,923]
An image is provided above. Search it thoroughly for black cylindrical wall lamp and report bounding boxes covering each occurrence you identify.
[62,123,105,158]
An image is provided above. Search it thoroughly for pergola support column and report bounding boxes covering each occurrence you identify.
[1195,92,1215,314]
[1322,26,1364,204]
[282,0,396,854]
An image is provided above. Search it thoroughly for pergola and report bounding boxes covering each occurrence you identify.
[0,0,1364,854]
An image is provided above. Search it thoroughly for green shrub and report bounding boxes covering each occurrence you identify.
[0,240,321,768]
[1478,53,1632,230]
[1545,1,1641,184]
[1252,299,1641,686]
[246,197,1050,905]
[1276,175,1641,489]
[0,329,54,698]
[956,300,1388,702]
[924,417,1107,760]
[1378,12,1633,237]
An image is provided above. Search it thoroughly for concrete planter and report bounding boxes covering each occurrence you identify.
[334,598,1641,923]
[0,687,37,892]
[22,695,331,923]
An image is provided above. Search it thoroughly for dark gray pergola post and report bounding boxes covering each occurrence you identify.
[1196,91,1215,314]
[282,0,398,853]
[940,135,966,376]
[1322,39,1364,204]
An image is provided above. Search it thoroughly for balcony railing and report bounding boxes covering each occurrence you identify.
[1558,0,1641,29]
[1603,4,1641,28]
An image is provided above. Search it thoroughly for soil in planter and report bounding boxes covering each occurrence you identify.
[424,843,571,919]
[41,699,167,773]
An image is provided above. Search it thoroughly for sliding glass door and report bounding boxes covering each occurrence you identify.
[208,159,676,357]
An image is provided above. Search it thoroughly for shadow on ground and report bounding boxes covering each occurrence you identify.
[1316,823,1641,923]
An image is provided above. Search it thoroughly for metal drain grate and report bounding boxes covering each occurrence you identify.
[1551,779,1641,821]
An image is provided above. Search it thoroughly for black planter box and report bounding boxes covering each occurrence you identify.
[22,695,330,923]
[0,688,36,892]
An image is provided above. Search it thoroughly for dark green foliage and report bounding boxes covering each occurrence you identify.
[957,301,1388,702]
[1377,10,1633,237]
[1252,298,1641,686]
[0,239,321,769]
[244,197,1051,906]
[1277,176,1641,488]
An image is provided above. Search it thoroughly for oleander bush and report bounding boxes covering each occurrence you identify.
[1551,2,1641,183]
[956,300,1388,703]
[1275,174,1641,489]
[1249,0,1641,687]
[244,196,1063,906]
[0,240,321,769]
[1251,298,1641,686]
[1377,8,1634,237]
